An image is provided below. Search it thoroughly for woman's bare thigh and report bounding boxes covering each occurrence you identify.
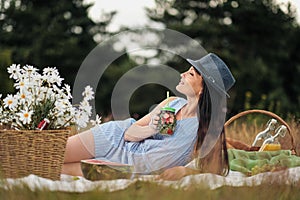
[64,130,94,163]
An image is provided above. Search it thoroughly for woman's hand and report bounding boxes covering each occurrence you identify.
[124,110,161,142]
[148,110,161,130]
[124,97,177,142]
[157,166,188,181]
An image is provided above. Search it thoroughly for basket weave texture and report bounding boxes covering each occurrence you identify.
[0,128,70,180]
[225,109,296,154]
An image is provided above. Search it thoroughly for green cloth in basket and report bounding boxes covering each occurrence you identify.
[228,149,300,175]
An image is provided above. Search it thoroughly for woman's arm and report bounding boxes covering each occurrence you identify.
[124,97,177,142]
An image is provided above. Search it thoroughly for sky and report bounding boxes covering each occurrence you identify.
[85,0,300,31]
[84,0,156,32]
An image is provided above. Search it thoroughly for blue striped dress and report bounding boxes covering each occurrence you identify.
[91,97,199,174]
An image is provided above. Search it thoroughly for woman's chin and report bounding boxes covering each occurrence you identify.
[175,85,182,93]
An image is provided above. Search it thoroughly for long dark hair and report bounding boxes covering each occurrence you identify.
[195,81,229,176]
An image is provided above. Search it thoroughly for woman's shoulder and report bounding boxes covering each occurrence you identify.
[156,96,186,110]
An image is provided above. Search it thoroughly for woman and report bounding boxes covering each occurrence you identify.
[62,53,236,177]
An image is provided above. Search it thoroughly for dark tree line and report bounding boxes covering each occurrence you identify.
[0,0,114,89]
[1,0,299,118]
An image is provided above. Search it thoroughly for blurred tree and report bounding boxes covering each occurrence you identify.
[146,0,300,118]
[0,49,13,93]
[0,0,115,91]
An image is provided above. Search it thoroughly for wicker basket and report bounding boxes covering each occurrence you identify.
[0,128,70,180]
[225,109,296,154]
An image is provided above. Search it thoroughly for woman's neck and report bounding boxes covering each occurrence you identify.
[182,96,199,118]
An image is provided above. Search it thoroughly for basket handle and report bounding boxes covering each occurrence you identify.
[224,109,296,153]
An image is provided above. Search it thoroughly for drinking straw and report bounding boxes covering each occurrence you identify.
[166,91,170,107]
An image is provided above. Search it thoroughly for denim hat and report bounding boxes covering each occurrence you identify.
[186,53,235,97]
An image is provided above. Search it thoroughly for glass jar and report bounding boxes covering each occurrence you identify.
[157,107,177,136]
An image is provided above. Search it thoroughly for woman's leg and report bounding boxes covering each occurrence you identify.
[62,130,95,176]
[61,162,84,177]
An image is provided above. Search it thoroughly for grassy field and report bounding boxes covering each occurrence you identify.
[1,180,300,200]
[0,115,299,200]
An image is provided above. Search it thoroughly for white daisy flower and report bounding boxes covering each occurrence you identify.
[7,64,21,80]
[63,84,72,99]
[52,84,61,93]
[3,94,18,110]
[54,99,71,115]
[43,67,59,76]
[45,88,58,101]
[17,109,33,124]
[79,100,92,116]
[90,114,102,126]
[82,85,94,101]
[23,65,38,74]
[14,78,30,91]
[75,112,89,128]
[34,86,44,101]
[17,91,32,104]
[53,117,65,127]
[67,106,76,118]
[52,75,64,86]
[43,67,64,86]
[31,73,42,87]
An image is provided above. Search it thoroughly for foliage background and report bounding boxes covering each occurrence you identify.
[0,0,299,119]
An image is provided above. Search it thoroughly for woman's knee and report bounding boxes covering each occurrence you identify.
[64,133,94,163]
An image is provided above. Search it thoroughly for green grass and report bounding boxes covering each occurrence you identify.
[1,181,300,200]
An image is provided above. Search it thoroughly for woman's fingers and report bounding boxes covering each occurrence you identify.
[152,115,160,125]
[149,110,161,129]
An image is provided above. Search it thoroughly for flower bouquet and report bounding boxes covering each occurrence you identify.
[0,64,100,130]
[0,64,100,180]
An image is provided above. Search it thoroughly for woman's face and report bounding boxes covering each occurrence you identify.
[176,67,203,97]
